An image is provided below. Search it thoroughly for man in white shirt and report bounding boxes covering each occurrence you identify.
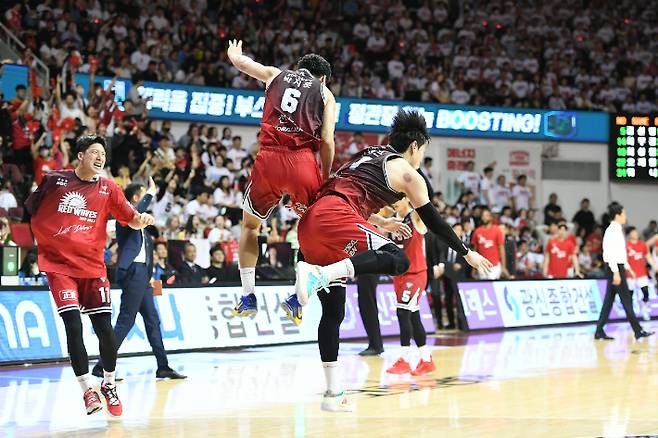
[457,161,481,198]
[511,174,533,211]
[0,181,18,211]
[130,42,151,72]
[184,191,209,221]
[595,202,652,340]
[226,136,248,167]
[480,166,494,207]
[490,175,512,213]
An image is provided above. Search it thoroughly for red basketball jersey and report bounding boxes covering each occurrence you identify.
[546,238,576,278]
[391,212,427,274]
[259,69,325,151]
[471,225,504,265]
[626,240,649,278]
[25,170,137,278]
[318,145,405,220]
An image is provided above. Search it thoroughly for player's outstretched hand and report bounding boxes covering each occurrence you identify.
[227,39,243,62]
[464,250,493,273]
[381,216,412,239]
[130,212,155,230]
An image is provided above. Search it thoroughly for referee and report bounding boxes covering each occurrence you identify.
[594,202,653,340]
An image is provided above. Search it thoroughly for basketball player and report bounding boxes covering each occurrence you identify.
[25,135,155,417]
[288,110,492,411]
[471,207,509,279]
[226,40,336,321]
[626,227,658,320]
[386,197,435,376]
[543,223,582,279]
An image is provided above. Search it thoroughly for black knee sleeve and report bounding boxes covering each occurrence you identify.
[60,310,88,376]
[318,286,346,362]
[641,286,649,302]
[396,308,412,347]
[351,243,410,277]
[411,310,427,347]
[90,313,118,372]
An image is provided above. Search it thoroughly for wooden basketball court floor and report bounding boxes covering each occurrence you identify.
[1,321,657,438]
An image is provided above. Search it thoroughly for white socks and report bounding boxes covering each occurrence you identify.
[77,373,92,393]
[322,361,341,395]
[321,259,355,282]
[400,346,411,362]
[240,267,256,297]
[419,345,431,362]
[103,370,116,386]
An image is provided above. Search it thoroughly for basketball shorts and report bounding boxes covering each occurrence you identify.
[243,146,322,219]
[46,272,111,315]
[627,275,650,290]
[393,270,427,312]
[298,195,392,267]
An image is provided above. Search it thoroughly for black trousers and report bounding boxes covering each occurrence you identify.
[98,263,168,369]
[439,276,457,327]
[596,264,642,335]
[356,274,383,351]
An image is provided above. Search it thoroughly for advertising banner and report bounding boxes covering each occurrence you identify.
[1,283,435,364]
[75,74,609,143]
[458,279,657,330]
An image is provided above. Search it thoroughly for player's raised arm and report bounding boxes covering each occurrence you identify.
[387,158,492,273]
[320,86,336,181]
[227,39,281,86]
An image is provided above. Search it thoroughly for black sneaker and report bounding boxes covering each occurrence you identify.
[156,367,187,379]
[358,347,384,356]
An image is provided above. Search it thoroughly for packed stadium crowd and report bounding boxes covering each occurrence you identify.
[1,0,658,326]
[3,0,658,112]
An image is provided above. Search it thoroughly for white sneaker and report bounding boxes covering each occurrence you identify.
[321,391,354,412]
[295,261,329,306]
[642,303,651,321]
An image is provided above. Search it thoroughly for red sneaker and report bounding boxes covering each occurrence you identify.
[100,382,123,417]
[411,358,436,376]
[83,388,102,415]
[386,358,412,374]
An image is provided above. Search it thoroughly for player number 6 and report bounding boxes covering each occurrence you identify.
[281,88,301,113]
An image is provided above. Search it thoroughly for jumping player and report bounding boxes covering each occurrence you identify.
[25,135,155,417]
[386,197,436,376]
[626,227,658,320]
[287,110,492,411]
[226,40,336,321]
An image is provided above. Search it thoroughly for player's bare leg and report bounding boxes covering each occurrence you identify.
[233,211,262,317]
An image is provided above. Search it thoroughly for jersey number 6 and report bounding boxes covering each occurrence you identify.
[281,88,301,113]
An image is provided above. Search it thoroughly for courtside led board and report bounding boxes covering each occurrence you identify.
[609,114,658,182]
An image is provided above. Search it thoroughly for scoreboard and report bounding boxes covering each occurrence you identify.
[610,114,658,182]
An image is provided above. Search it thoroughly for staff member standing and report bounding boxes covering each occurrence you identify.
[594,202,653,341]
[93,178,186,379]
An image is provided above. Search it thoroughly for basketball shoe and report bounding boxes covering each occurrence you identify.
[100,382,123,417]
[83,388,102,415]
[641,302,650,321]
[321,391,354,412]
[280,294,303,325]
[296,261,330,306]
[232,293,258,317]
[386,358,412,374]
[411,358,436,376]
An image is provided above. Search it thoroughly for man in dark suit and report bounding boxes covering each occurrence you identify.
[206,244,239,283]
[176,242,208,284]
[434,222,469,329]
[93,179,185,380]
[356,274,384,356]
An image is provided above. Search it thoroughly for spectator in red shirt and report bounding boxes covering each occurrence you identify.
[471,207,508,279]
[586,225,604,256]
[543,223,581,278]
[31,132,68,185]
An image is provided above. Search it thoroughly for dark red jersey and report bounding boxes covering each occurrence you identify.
[318,145,405,220]
[259,69,325,151]
[391,212,427,274]
[25,170,137,278]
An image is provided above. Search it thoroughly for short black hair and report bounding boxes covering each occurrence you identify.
[76,135,107,154]
[124,183,144,201]
[210,244,224,256]
[388,110,430,154]
[558,223,568,230]
[581,198,590,203]
[16,84,26,91]
[424,157,433,164]
[517,174,527,181]
[297,53,331,81]
[626,225,636,235]
[608,202,624,219]
[484,166,493,173]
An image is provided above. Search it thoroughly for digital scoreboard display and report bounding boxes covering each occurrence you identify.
[610,114,658,182]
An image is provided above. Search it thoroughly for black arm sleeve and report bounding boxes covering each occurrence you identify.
[416,202,469,256]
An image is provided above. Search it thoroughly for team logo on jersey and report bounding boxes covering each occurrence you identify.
[99,184,110,195]
[477,236,494,249]
[56,177,68,186]
[550,244,567,259]
[344,239,358,257]
[628,248,643,261]
[57,191,98,222]
[59,289,77,301]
